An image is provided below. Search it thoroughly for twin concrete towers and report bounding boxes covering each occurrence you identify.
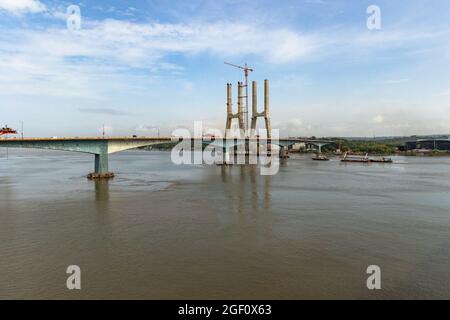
[225,80,271,138]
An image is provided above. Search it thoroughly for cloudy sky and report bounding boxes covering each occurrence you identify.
[1,0,450,137]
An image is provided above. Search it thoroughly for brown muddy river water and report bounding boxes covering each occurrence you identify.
[0,149,449,299]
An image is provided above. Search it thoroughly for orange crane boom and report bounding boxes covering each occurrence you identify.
[224,61,254,74]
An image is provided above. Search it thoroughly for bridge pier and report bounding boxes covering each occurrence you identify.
[88,153,114,180]
[95,153,109,174]
[317,143,323,154]
[223,148,231,165]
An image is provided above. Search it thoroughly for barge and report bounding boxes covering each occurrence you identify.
[369,156,393,163]
[341,153,369,163]
[341,152,393,163]
[312,154,329,161]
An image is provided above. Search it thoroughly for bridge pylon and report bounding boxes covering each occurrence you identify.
[225,82,245,137]
[250,79,271,139]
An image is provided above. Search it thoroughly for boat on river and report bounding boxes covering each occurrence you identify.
[341,152,369,163]
[341,152,393,163]
[369,156,393,163]
[312,154,329,161]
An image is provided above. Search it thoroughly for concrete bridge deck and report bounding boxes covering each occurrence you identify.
[0,137,332,178]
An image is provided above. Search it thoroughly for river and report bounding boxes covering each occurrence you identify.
[0,148,449,299]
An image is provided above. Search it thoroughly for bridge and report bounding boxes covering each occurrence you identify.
[0,79,335,178]
[0,137,332,178]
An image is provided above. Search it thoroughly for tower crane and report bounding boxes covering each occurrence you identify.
[224,62,254,133]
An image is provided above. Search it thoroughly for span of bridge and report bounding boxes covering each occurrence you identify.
[0,137,332,178]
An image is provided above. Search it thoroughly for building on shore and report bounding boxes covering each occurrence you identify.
[403,139,450,151]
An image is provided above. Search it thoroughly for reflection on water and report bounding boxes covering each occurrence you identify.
[94,180,110,202]
[0,149,450,299]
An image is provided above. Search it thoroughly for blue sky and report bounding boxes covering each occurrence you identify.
[1,0,450,137]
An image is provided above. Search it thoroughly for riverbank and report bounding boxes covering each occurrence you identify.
[397,150,450,157]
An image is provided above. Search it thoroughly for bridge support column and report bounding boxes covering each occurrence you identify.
[88,153,114,180]
[95,153,108,174]
[318,144,323,154]
[223,148,231,165]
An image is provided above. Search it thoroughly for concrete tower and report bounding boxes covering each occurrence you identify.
[225,82,245,135]
[250,79,272,139]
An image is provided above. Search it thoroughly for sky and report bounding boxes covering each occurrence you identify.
[1,0,450,138]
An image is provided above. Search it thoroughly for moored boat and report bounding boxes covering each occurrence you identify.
[369,157,393,163]
[312,154,329,161]
[341,152,369,163]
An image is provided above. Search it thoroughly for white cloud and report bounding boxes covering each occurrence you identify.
[0,16,447,100]
[266,30,315,63]
[0,0,46,14]
[0,19,319,99]
[384,78,409,85]
[372,115,384,124]
[84,19,317,64]
[2,12,450,137]
[0,19,318,67]
[440,88,450,96]
[273,118,306,136]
